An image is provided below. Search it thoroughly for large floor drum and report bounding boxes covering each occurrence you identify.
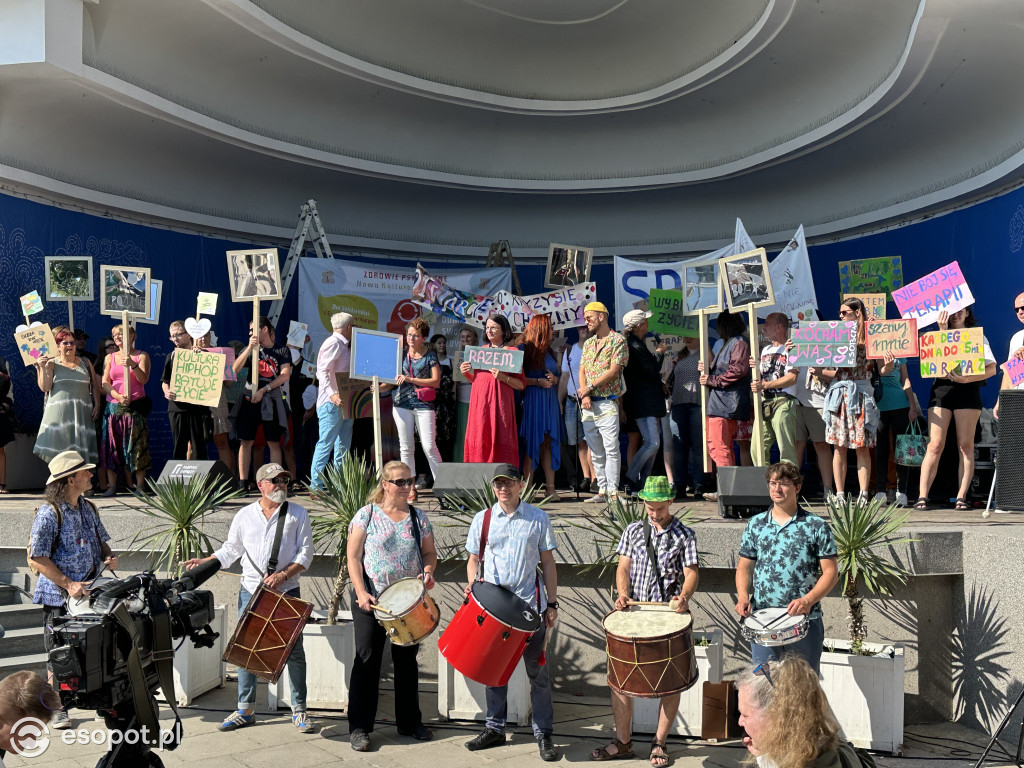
[603,606,698,698]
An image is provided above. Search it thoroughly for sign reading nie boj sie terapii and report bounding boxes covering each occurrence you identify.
[464,345,524,374]
[892,261,974,329]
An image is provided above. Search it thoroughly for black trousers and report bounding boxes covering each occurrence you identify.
[347,594,422,733]
[169,409,208,460]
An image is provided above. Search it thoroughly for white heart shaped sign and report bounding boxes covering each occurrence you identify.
[15,324,27,334]
[184,317,212,339]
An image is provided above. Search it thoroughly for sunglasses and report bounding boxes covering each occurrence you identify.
[264,477,289,486]
[387,478,415,488]
[1016,306,1024,314]
[753,661,775,687]
[59,340,76,346]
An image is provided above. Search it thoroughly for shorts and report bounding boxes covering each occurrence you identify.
[794,404,827,444]
[928,380,982,411]
[563,398,585,446]
[235,398,287,442]
[736,419,754,441]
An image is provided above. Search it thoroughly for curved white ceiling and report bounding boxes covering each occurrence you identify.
[1,0,1023,258]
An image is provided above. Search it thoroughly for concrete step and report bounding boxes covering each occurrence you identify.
[0,602,44,630]
[0,626,45,657]
[0,580,31,607]
[0,651,48,679]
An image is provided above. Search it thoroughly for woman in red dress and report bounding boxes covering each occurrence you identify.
[460,314,525,466]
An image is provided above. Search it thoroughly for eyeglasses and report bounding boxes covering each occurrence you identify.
[387,478,415,488]
[1016,306,1024,314]
[105,344,118,351]
[768,480,794,489]
[493,478,518,489]
[264,477,289,486]
[59,340,76,346]
[753,661,774,687]
[170,332,186,339]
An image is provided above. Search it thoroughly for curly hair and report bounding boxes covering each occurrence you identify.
[738,656,840,768]
[405,317,430,338]
[764,461,803,487]
[518,314,553,370]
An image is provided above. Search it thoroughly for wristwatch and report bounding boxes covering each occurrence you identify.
[547,601,559,610]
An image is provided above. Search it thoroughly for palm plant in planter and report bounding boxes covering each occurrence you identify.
[827,495,915,654]
[309,453,379,623]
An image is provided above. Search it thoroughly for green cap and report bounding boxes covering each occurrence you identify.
[637,476,674,502]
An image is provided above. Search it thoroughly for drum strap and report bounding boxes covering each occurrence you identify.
[643,518,668,602]
[477,507,492,581]
[266,501,290,576]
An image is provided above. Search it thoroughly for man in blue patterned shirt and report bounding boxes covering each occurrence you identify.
[735,462,837,672]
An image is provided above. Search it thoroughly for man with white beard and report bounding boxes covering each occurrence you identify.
[184,463,314,734]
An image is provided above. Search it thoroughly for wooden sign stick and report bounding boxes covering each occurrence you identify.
[67,300,74,334]
[251,298,260,391]
[748,305,764,467]
[699,309,712,474]
[372,375,383,473]
[121,310,132,406]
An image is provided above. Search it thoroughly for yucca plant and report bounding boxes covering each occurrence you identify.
[129,475,243,576]
[309,453,379,623]
[436,478,551,562]
[827,495,915,654]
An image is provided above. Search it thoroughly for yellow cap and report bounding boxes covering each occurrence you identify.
[584,301,609,314]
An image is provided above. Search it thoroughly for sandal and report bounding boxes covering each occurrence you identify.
[954,498,970,510]
[650,741,671,768]
[590,738,634,761]
[913,497,929,511]
[0,485,8,494]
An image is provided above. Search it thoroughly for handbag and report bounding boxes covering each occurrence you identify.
[408,354,436,402]
[895,420,927,467]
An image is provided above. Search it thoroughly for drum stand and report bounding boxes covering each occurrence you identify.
[972,681,1024,768]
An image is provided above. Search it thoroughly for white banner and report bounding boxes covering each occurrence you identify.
[756,225,819,320]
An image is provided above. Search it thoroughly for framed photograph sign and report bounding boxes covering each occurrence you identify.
[720,248,775,312]
[349,328,403,384]
[44,256,94,301]
[544,243,594,290]
[226,248,283,302]
[99,265,151,317]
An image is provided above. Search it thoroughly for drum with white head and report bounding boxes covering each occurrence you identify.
[740,607,809,646]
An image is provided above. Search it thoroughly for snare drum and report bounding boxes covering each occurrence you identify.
[438,581,541,687]
[373,578,440,646]
[65,577,144,616]
[740,607,809,646]
[603,606,698,698]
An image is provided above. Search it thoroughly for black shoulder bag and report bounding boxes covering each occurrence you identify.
[643,518,669,602]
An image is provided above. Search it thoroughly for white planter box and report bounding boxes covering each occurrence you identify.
[438,648,532,726]
[820,640,904,755]
[631,630,723,737]
[269,613,354,711]
[172,605,227,706]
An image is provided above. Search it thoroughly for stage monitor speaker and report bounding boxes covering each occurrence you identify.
[157,459,234,487]
[716,466,772,519]
[432,463,504,508]
[996,391,1024,511]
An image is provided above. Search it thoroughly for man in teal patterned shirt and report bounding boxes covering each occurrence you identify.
[735,462,838,672]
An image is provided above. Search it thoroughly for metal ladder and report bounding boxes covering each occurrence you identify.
[267,200,334,327]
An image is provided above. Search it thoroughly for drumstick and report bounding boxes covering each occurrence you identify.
[626,600,670,607]
[370,604,395,616]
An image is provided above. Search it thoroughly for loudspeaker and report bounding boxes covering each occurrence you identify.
[702,680,742,740]
[716,466,772,519]
[432,463,504,507]
[996,391,1024,511]
[157,460,234,487]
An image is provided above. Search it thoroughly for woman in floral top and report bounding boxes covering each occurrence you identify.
[346,460,437,751]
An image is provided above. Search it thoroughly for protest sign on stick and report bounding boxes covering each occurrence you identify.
[170,349,226,407]
[838,256,903,296]
[648,289,699,338]
[350,328,404,472]
[465,345,524,374]
[13,324,57,366]
[787,321,858,368]
[1002,357,1024,389]
[865,319,918,359]
[919,328,986,379]
[892,261,975,329]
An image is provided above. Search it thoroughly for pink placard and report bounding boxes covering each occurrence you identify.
[205,346,236,381]
[891,261,974,329]
[1002,356,1024,388]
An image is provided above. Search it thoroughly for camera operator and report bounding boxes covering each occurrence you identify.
[0,671,62,764]
[29,450,118,730]
[184,463,314,734]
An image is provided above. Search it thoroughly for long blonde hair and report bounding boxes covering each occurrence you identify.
[738,656,840,768]
[366,461,412,506]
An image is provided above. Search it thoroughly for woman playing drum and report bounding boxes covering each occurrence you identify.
[346,460,437,752]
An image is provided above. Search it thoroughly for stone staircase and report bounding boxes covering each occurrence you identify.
[0,572,48,678]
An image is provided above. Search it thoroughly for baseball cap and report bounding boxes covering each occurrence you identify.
[492,463,522,482]
[256,463,292,483]
[622,309,652,329]
[584,301,609,314]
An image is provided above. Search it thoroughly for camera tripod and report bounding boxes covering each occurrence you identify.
[94,701,179,768]
[973,682,1024,768]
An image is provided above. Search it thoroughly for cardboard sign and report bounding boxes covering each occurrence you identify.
[844,293,886,320]
[301,360,316,378]
[287,320,308,348]
[334,370,372,419]
[787,321,858,368]
[919,328,986,379]
[197,292,218,315]
[14,323,57,365]
[20,291,44,317]
[892,261,975,329]
[170,349,226,407]
[453,351,468,383]
[838,256,903,296]
[1002,356,1024,388]
[465,345,524,373]
[205,346,236,382]
[865,319,919,359]
[648,289,700,338]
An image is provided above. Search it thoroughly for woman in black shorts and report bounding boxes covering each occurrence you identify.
[914,307,997,510]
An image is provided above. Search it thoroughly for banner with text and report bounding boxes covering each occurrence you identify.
[787,321,858,368]
[893,261,975,329]
[170,349,226,407]
[465,345,524,373]
[919,328,986,378]
[647,289,699,337]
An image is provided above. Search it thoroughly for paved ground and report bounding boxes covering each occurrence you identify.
[4,682,1018,768]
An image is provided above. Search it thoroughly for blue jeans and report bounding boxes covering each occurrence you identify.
[309,403,353,490]
[237,586,307,712]
[750,616,825,674]
[485,624,553,738]
[625,416,660,488]
[671,403,704,492]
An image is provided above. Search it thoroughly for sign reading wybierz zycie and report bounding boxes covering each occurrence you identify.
[464,345,524,374]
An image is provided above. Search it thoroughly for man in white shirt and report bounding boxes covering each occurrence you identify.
[184,463,315,734]
[994,291,1024,420]
[310,312,355,490]
[0,671,61,764]
[750,313,799,465]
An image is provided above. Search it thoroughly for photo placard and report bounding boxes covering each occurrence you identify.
[135,279,163,326]
[170,349,226,407]
[919,328,986,379]
[226,248,282,301]
[465,345,524,374]
[720,248,775,311]
[684,262,722,314]
[350,328,403,384]
[44,256,94,302]
[787,321,858,368]
[544,243,593,290]
[865,319,919,359]
[100,265,151,317]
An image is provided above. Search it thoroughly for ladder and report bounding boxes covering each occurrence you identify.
[486,239,522,295]
[268,199,334,327]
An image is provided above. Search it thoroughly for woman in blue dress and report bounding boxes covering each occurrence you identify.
[518,314,562,500]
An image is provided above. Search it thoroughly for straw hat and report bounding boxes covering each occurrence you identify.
[46,450,96,485]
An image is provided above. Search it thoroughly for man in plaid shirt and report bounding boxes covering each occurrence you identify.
[590,476,699,767]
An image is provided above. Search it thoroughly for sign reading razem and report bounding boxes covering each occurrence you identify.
[464,345,524,374]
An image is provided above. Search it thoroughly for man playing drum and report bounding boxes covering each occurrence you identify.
[591,476,699,767]
[463,464,560,762]
[735,462,838,672]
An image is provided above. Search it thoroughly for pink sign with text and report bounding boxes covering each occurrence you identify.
[891,261,974,329]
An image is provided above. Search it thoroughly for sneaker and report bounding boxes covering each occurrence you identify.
[586,492,606,503]
[538,734,558,762]
[895,492,908,507]
[887,488,897,504]
[350,729,371,752]
[857,491,870,507]
[218,710,255,731]
[292,710,315,734]
[51,709,72,729]
[702,492,719,503]
[465,728,505,751]
[873,492,888,503]
[100,487,117,498]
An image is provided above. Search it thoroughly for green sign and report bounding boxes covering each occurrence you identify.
[837,256,903,298]
[648,289,699,338]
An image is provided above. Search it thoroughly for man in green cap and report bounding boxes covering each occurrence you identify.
[590,476,699,767]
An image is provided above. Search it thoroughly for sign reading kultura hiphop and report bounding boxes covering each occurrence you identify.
[170,349,226,407]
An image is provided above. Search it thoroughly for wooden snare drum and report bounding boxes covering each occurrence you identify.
[603,605,698,698]
[222,583,313,683]
[373,578,440,646]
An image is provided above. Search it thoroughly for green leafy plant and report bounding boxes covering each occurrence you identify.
[129,475,243,576]
[308,453,380,623]
[827,495,915,654]
[436,479,550,562]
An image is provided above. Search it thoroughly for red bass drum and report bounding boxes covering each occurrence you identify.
[438,581,542,687]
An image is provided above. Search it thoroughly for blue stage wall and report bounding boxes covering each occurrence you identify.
[2,186,1023,471]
